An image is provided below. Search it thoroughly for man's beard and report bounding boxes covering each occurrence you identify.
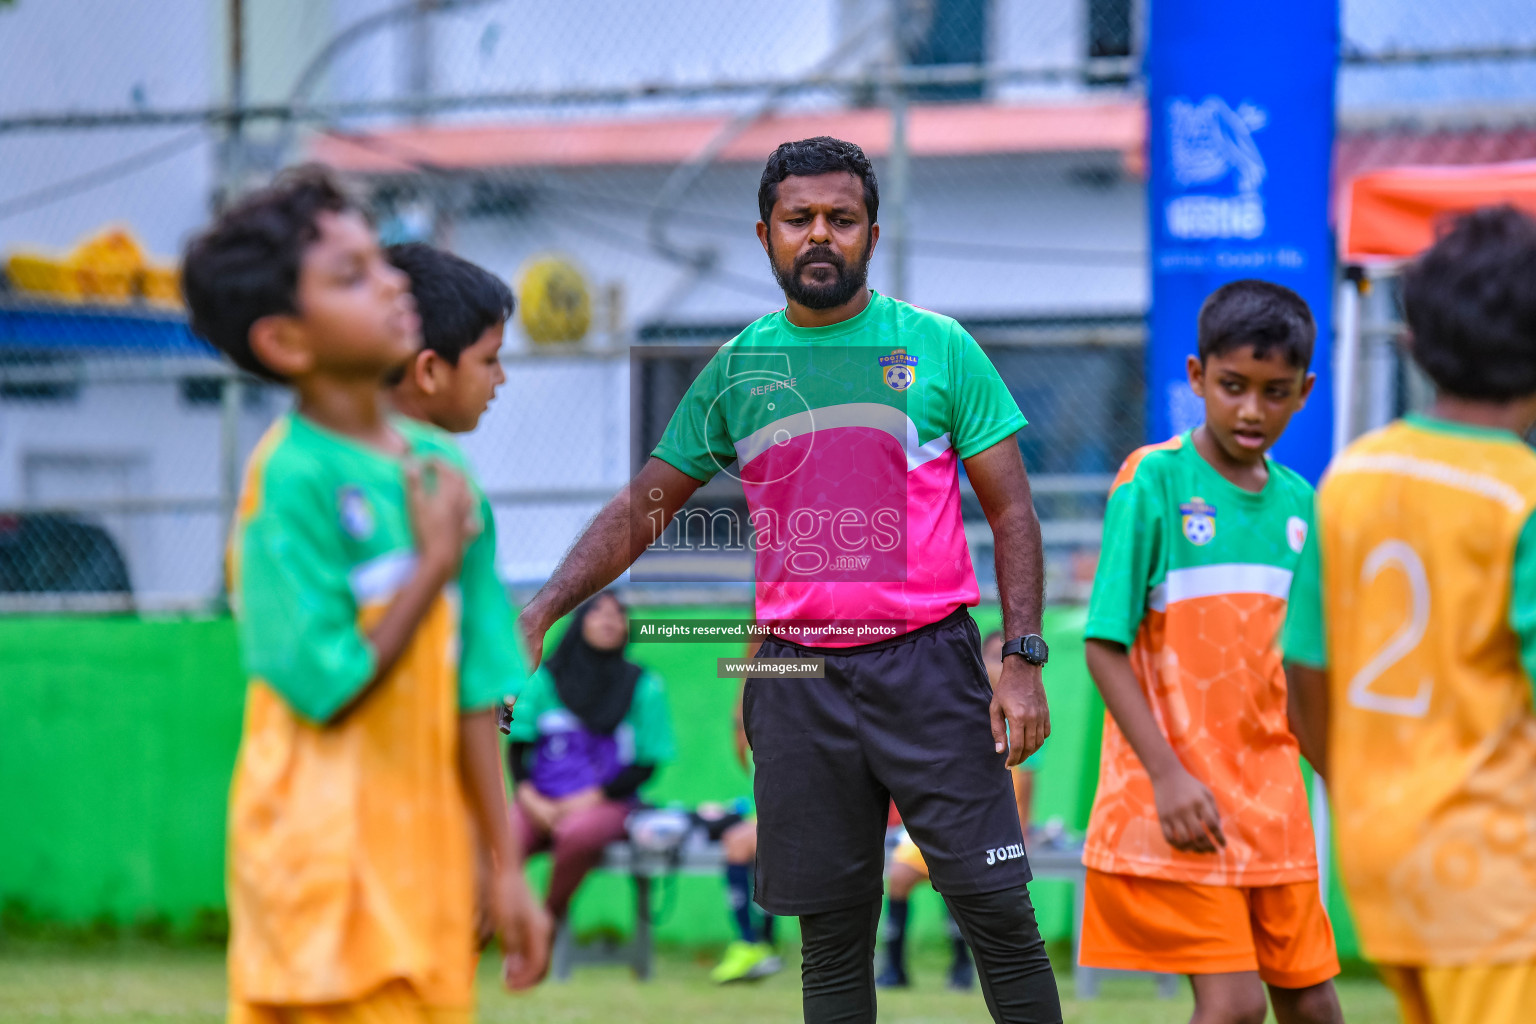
[769,238,872,310]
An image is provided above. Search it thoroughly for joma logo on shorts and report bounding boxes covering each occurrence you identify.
[985,843,1025,866]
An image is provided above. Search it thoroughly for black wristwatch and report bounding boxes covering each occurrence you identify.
[1001,634,1049,666]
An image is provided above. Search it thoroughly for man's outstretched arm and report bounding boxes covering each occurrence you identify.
[964,437,1050,767]
[518,458,701,668]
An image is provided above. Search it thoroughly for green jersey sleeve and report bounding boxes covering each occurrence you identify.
[950,325,1027,459]
[236,466,376,724]
[457,495,529,712]
[1282,501,1327,668]
[651,352,735,483]
[503,666,552,744]
[1508,510,1536,700]
[399,422,529,713]
[1085,468,1165,647]
[628,670,677,766]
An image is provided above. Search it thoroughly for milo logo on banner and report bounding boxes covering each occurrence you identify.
[1165,96,1269,240]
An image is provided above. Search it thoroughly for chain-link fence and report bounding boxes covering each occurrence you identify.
[1,0,1533,611]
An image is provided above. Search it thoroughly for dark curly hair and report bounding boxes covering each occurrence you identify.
[758,136,879,225]
[1403,205,1536,401]
[181,164,357,382]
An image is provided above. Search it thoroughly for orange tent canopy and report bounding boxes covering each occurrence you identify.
[1340,159,1536,263]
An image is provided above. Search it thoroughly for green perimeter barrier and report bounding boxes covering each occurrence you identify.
[0,606,1363,959]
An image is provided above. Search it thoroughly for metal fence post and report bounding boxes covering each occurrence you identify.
[217,374,244,607]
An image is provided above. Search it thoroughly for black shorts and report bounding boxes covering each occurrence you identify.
[743,605,1031,916]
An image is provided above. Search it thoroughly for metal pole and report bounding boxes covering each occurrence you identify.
[218,376,245,604]
[0,58,1146,134]
[886,0,910,302]
[222,0,245,198]
[407,0,435,123]
[1333,268,1364,454]
[1311,775,1332,908]
[229,0,244,112]
[1312,265,1365,907]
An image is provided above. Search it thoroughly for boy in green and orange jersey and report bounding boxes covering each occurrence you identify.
[1080,280,1342,1024]
[1291,207,1536,1024]
[181,166,548,1024]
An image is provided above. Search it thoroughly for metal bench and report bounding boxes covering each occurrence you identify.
[550,828,725,981]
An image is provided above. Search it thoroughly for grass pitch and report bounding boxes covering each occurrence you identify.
[0,940,1399,1023]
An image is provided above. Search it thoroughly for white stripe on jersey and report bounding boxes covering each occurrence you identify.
[1147,562,1294,612]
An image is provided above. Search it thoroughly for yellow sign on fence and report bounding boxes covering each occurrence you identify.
[517,253,592,345]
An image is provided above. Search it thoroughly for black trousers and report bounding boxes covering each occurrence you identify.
[747,607,1061,1021]
[747,607,1032,915]
[800,885,1062,1024]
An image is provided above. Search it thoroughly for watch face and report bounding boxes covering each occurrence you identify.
[1024,635,1048,663]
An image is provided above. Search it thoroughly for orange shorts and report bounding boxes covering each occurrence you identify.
[1080,869,1339,988]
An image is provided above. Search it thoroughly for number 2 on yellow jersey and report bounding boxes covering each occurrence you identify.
[1346,539,1433,719]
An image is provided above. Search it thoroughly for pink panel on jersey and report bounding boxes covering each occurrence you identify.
[740,423,975,646]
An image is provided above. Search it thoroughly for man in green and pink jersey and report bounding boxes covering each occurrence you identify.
[518,137,1061,1023]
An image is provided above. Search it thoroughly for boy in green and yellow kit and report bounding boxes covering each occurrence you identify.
[182,166,547,1023]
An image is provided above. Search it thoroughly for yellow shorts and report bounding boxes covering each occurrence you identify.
[891,837,930,878]
[229,981,471,1024]
[1080,869,1339,988]
[1379,961,1536,1024]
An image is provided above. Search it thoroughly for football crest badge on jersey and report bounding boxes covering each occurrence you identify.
[1179,497,1216,546]
[1286,515,1308,553]
[338,485,375,540]
[879,349,918,391]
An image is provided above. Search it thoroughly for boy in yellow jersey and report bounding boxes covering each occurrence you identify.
[181,166,548,1024]
[1081,280,1343,1024]
[1289,206,1536,1024]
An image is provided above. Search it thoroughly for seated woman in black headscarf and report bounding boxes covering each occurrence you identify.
[505,591,675,923]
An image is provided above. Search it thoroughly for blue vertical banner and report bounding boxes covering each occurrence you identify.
[1147,0,1339,483]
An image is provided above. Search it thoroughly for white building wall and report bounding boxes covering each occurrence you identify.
[1342,0,1536,110]
[0,353,633,599]
[0,0,218,257]
[446,153,1146,343]
[458,354,631,584]
[2,0,1532,602]
[0,363,283,604]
